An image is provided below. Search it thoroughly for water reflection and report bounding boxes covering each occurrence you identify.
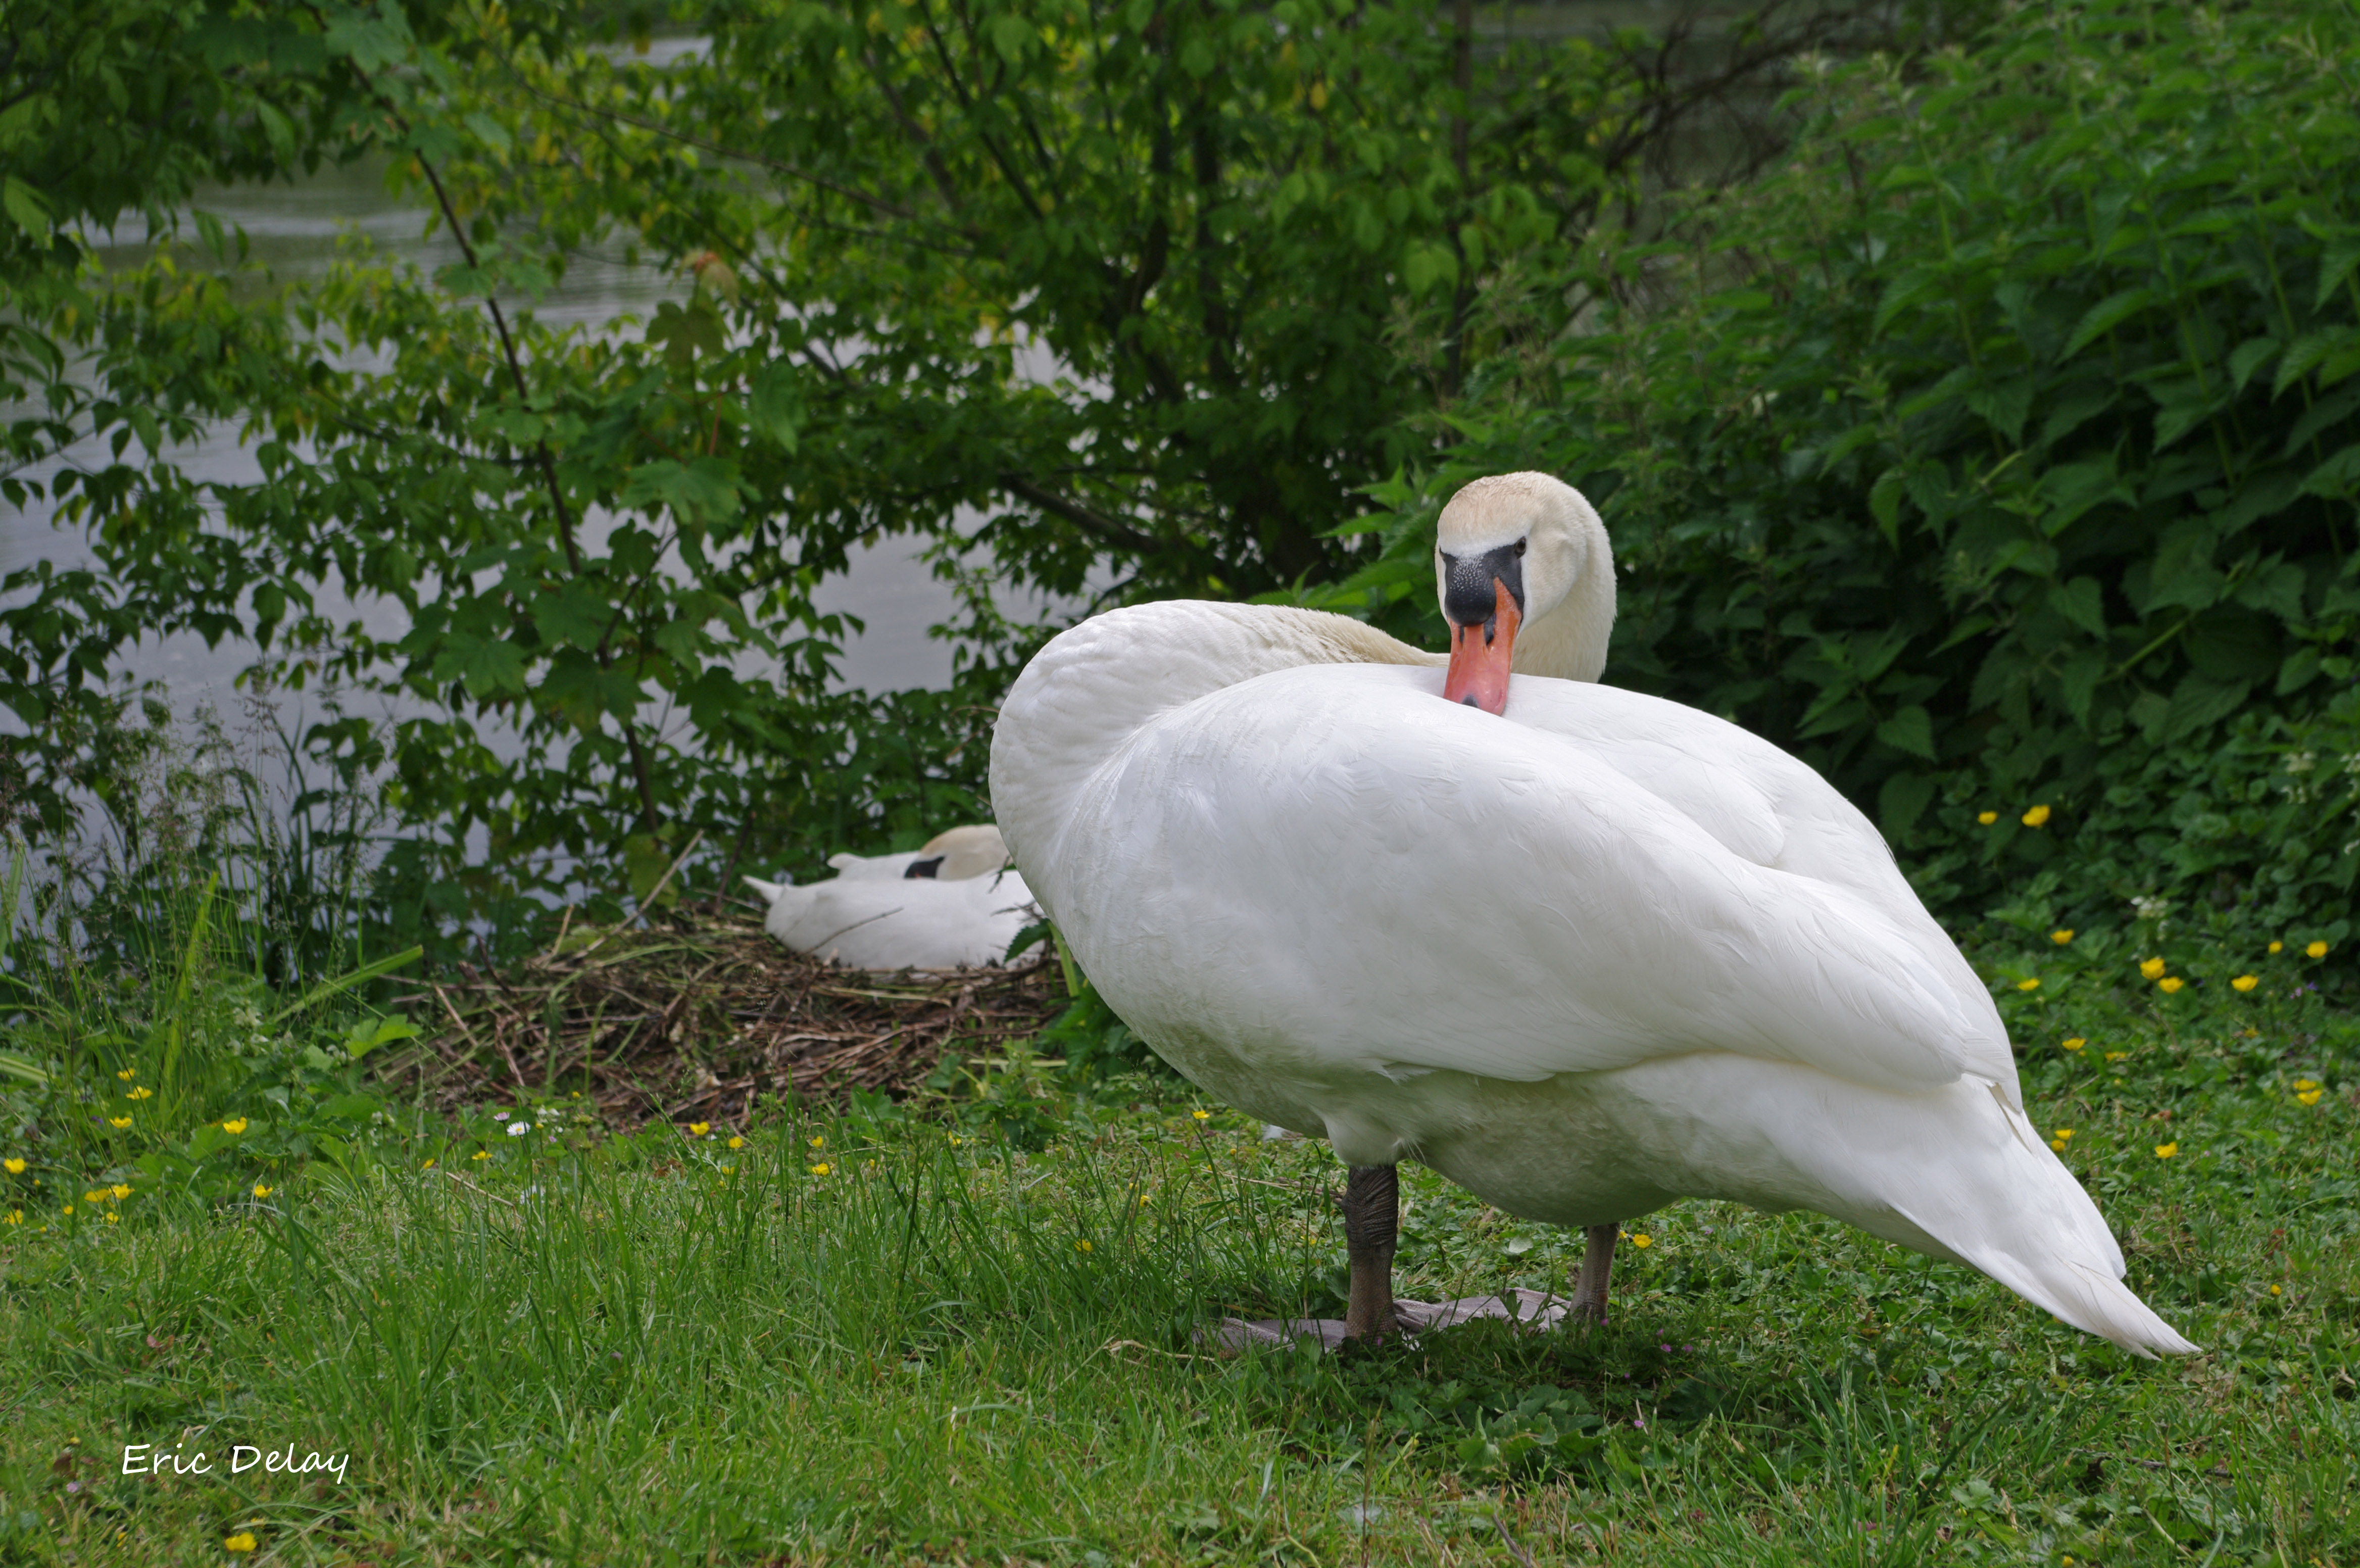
[2,104,976,711]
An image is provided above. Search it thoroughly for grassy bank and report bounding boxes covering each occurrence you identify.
[3,971,2356,1566]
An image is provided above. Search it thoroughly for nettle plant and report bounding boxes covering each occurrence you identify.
[1341,0,2360,945]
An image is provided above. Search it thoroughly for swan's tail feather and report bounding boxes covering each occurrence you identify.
[1892,1199,2196,1358]
[1881,1094,2197,1359]
[744,875,823,943]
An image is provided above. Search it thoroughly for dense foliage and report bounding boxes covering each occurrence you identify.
[1333,0,2360,944]
[3,0,1862,950]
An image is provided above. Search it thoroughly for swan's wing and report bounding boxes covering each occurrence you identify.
[1497,677,2017,1097]
[778,873,1038,969]
[1043,663,2002,1097]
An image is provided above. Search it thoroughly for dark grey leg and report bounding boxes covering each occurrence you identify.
[1570,1223,1619,1327]
[1341,1164,1401,1343]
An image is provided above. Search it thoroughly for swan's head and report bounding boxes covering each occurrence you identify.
[1434,473,1615,713]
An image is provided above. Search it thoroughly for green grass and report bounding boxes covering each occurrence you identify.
[3,977,2357,1567]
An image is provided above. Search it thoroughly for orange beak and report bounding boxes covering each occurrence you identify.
[1442,577,1520,715]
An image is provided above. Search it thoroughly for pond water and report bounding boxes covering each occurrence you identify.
[4,3,1773,731]
[3,37,986,718]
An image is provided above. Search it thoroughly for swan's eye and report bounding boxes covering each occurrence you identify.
[1438,551,1457,569]
[1513,539,1527,558]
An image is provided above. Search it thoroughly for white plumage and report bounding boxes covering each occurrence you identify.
[745,824,1033,970]
[989,473,2193,1356]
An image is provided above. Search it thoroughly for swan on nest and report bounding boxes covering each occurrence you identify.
[988,472,2194,1357]
[745,824,1034,970]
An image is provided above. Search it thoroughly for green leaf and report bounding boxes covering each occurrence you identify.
[751,363,803,453]
[2228,335,2280,393]
[2300,443,2360,500]
[989,14,1032,60]
[620,457,744,526]
[2158,673,2250,743]
[1874,706,1935,760]
[625,835,681,909]
[1877,772,1937,840]
[433,633,530,699]
[2061,288,2156,359]
[534,582,613,650]
[2040,387,2116,448]
[1867,467,1906,547]
[1402,242,1458,297]
[1,176,51,237]
[2047,576,2106,636]
[2278,645,2322,696]
[2316,235,2360,310]
[2057,648,2104,724]
[2275,327,2359,398]
[1965,377,2033,445]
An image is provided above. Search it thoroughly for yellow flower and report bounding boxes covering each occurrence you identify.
[126,1086,152,1100]
[2061,1038,2086,1052]
[2139,957,2167,980]
[2270,1284,2281,1295]
[2049,1138,2067,1151]
[2153,1142,2178,1159]
[2022,804,2052,827]
[687,1122,710,1138]
[3,1210,18,1226]
[809,1162,832,1175]
[2295,1079,2319,1090]
[109,1116,131,1129]
[947,1134,964,1146]
[83,1190,103,1204]
[2105,1051,2129,1062]
[1977,810,1998,825]
[421,1158,435,1169]
[2307,941,2329,958]
[2158,976,2184,994]
[221,1118,248,1135]
[2016,978,2041,992]
[1191,1109,1211,1120]
[2054,1128,2074,1140]
[2270,940,2283,954]
[2297,1089,2324,1106]
[1074,1239,1094,1253]
[2050,929,2074,945]
[3,1157,23,1174]
[727,1136,745,1150]
[2232,974,2258,993]
[116,1068,136,1081]
[225,1533,258,1553]
[252,1183,273,1198]
[471,1149,489,1161]
[1628,1233,1653,1248]
[104,1211,117,1224]
[111,1184,130,1201]
[808,1134,825,1148]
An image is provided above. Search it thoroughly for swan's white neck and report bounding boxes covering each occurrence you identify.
[1512,522,1616,684]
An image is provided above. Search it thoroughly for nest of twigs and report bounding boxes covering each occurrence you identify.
[377,916,1064,1129]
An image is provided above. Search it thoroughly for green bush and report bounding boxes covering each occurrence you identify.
[1332,0,2360,945]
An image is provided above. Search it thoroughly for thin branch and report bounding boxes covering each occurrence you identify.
[997,473,1164,557]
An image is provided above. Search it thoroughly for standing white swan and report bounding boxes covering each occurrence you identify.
[989,472,2194,1356]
